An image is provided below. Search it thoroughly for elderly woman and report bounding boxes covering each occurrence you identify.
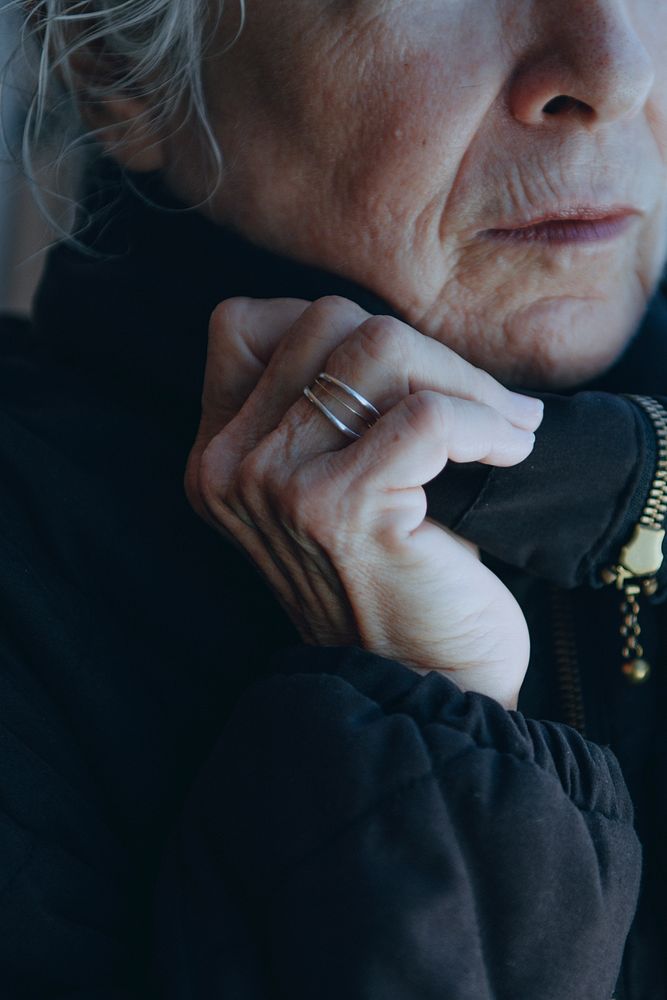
[1,0,667,997]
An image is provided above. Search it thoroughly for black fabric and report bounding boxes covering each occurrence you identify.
[433,389,659,589]
[152,648,640,1000]
[0,158,664,997]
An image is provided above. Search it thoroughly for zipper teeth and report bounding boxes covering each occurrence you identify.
[550,396,667,735]
[550,586,587,736]
[626,394,667,531]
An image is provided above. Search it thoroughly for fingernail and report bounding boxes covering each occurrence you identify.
[512,394,544,428]
[510,426,535,445]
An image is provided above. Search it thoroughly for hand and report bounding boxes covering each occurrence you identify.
[185,296,544,709]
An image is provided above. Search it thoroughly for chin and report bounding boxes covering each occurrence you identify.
[492,294,647,391]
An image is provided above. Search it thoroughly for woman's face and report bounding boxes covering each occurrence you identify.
[166,0,667,388]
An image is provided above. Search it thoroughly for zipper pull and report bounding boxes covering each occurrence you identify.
[601,395,667,683]
[616,524,665,580]
[619,582,651,684]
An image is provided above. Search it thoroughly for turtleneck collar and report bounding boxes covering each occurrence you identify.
[32,156,667,417]
[31,158,395,419]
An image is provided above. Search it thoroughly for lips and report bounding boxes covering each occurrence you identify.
[481,208,639,245]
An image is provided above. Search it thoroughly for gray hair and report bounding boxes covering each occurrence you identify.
[2,0,244,222]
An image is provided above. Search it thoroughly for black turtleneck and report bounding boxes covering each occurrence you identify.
[30,159,667,592]
[0,158,663,999]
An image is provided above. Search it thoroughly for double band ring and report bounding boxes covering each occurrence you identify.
[303,372,381,440]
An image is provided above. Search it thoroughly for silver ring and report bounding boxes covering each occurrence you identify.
[303,372,381,441]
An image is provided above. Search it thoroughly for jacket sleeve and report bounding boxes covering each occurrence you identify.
[426,390,666,591]
[149,646,642,1000]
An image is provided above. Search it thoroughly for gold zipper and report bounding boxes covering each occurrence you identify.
[600,395,667,684]
[548,397,666,1000]
[550,585,587,735]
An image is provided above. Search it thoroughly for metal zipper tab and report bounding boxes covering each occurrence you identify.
[601,395,667,683]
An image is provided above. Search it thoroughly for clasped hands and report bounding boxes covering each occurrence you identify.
[185,296,544,710]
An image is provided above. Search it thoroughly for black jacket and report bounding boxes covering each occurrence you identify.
[0,160,664,999]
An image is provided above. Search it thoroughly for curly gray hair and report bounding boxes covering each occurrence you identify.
[3,0,244,195]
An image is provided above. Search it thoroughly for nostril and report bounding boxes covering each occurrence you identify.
[543,95,581,115]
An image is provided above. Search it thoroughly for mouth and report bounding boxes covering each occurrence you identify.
[480,207,640,245]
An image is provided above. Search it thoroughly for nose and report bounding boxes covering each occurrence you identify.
[509,0,655,128]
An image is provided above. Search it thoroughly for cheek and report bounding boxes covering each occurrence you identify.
[233,8,502,204]
[633,4,667,157]
[312,50,498,228]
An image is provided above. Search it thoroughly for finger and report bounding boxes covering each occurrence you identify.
[187,296,369,517]
[187,297,312,514]
[240,306,541,462]
[202,297,311,422]
[266,361,539,485]
[264,392,534,573]
[246,390,535,547]
[325,315,544,431]
[223,295,370,453]
[325,391,535,501]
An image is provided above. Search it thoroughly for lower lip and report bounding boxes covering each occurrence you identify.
[482,215,636,245]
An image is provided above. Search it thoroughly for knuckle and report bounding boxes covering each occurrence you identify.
[354,315,409,367]
[234,444,274,510]
[402,390,450,437]
[194,442,232,522]
[295,296,368,357]
[198,435,242,498]
[236,434,302,519]
[281,466,319,527]
[283,465,337,539]
[306,295,364,328]
[208,296,252,341]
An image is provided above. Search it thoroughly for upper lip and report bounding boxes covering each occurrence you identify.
[487,205,641,231]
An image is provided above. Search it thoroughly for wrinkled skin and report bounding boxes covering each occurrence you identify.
[125,0,667,703]
[185,297,544,708]
[164,0,667,388]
